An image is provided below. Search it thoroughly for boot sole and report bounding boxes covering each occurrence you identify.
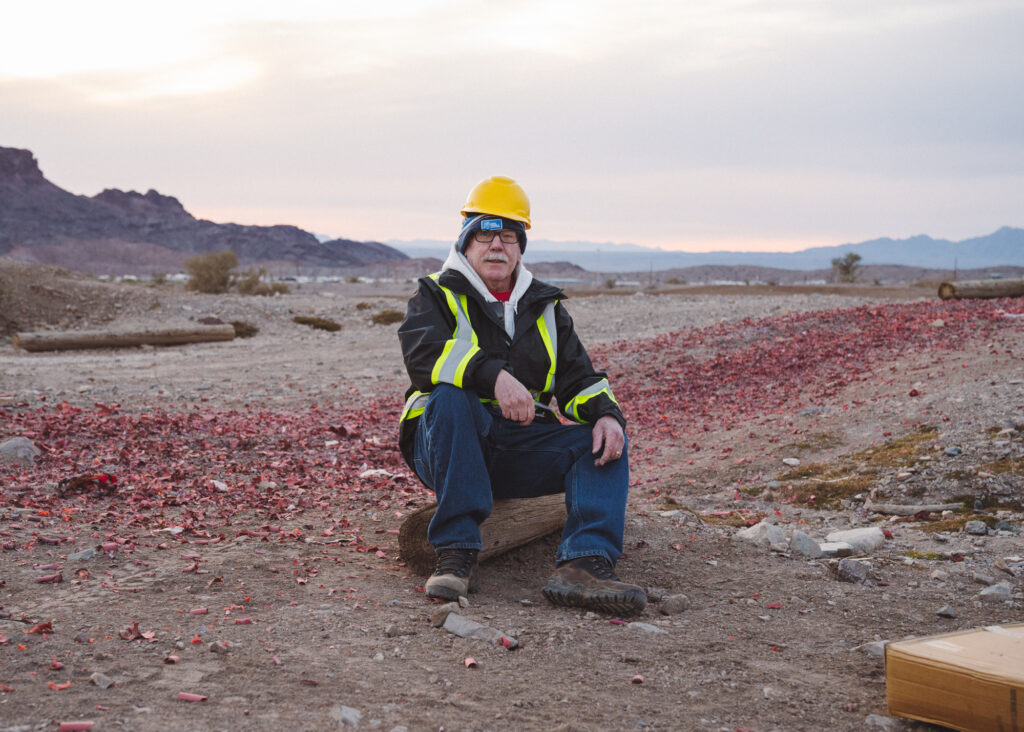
[542,576,646,616]
[425,572,480,601]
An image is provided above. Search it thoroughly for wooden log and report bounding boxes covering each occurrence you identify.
[864,500,964,516]
[937,278,1024,301]
[12,324,236,352]
[398,494,567,576]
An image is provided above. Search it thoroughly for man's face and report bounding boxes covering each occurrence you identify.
[464,230,521,292]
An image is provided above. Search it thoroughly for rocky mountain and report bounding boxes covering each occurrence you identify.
[0,147,407,275]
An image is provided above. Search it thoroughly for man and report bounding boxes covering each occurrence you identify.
[397,176,645,616]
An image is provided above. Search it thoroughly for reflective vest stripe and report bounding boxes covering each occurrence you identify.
[429,278,480,388]
[536,301,557,394]
[566,378,617,422]
[401,390,430,421]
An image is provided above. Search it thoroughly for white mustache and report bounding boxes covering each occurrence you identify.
[483,253,509,263]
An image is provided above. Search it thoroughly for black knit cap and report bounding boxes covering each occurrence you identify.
[456,214,528,254]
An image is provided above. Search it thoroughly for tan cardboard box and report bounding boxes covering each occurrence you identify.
[886,623,1024,731]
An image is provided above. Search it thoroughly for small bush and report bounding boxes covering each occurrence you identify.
[293,315,341,332]
[371,309,404,326]
[270,282,290,295]
[604,278,616,289]
[355,302,372,310]
[231,320,259,338]
[150,272,168,285]
[185,250,238,293]
[346,275,361,283]
[235,267,266,295]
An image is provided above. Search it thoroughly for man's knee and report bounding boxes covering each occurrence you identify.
[423,385,489,433]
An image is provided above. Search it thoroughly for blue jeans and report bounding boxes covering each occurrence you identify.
[412,384,629,565]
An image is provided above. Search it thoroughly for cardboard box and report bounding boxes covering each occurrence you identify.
[886,623,1024,731]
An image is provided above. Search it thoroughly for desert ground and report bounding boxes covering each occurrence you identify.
[1,260,1022,731]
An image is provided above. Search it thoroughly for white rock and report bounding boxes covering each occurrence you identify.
[735,521,786,551]
[978,582,1012,603]
[782,457,801,467]
[790,531,822,558]
[825,527,885,553]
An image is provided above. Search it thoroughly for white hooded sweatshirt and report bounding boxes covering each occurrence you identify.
[441,243,534,339]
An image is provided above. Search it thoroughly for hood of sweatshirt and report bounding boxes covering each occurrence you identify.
[441,242,534,338]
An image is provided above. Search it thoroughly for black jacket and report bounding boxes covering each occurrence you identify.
[397,269,625,469]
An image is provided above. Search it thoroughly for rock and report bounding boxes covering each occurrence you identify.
[90,671,114,689]
[973,572,996,586]
[735,520,787,551]
[209,641,230,654]
[0,437,40,466]
[864,713,901,730]
[930,318,945,328]
[67,548,97,561]
[819,542,855,558]
[964,520,988,536]
[943,446,962,457]
[994,521,1020,535]
[837,558,871,583]
[384,623,399,637]
[429,602,460,627]
[856,640,888,658]
[936,605,957,618]
[660,594,690,615]
[790,531,822,558]
[929,569,948,582]
[442,613,518,649]
[825,527,885,553]
[645,586,667,603]
[782,457,801,467]
[330,705,363,727]
[978,582,1012,603]
[628,622,667,635]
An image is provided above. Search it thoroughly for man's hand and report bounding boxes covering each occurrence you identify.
[592,415,625,466]
[495,370,535,426]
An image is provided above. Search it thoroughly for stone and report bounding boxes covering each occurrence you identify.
[819,542,855,558]
[628,622,668,635]
[734,520,787,552]
[856,640,888,658]
[936,605,957,618]
[384,623,399,637]
[994,521,1021,535]
[67,548,97,561]
[943,446,962,457]
[964,520,988,536]
[978,582,1012,603]
[973,572,996,586]
[330,705,363,727]
[442,613,518,649]
[0,437,40,466]
[645,586,667,603]
[929,569,948,582]
[209,641,230,654]
[837,558,871,583]
[864,714,901,730]
[429,602,460,627]
[790,531,822,558]
[825,527,885,553]
[90,671,114,689]
[782,457,801,467]
[660,594,690,615]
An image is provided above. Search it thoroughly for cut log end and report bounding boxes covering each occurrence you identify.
[12,324,237,352]
[398,494,567,576]
[937,278,1024,301]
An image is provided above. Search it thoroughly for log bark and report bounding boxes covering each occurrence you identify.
[864,500,964,516]
[398,494,567,576]
[937,278,1024,301]
[12,325,236,352]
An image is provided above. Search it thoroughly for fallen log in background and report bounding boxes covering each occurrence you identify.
[937,278,1024,301]
[864,500,964,516]
[12,324,236,352]
[398,494,567,575]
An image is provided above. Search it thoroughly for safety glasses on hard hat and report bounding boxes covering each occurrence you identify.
[474,230,520,244]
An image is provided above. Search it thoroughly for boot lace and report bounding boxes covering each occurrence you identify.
[434,549,477,578]
[573,555,619,580]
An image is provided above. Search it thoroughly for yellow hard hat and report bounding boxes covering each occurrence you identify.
[460,175,531,229]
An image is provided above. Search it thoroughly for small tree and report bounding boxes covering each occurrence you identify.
[185,250,238,293]
[831,252,862,283]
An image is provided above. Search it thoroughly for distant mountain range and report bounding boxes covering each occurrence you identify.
[0,146,406,275]
[393,226,1024,272]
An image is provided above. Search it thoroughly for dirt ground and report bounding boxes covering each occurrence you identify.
[1,261,1023,731]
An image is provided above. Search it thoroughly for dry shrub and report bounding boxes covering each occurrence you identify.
[185,250,238,293]
[355,302,372,310]
[231,320,259,338]
[293,315,341,332]
[371,309,404,325]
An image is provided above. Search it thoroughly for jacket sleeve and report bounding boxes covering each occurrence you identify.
[551,302,626,428]
[397,278,507,398]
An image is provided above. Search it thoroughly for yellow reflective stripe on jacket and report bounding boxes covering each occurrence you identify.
[401,390,430,421]
[536,300,557,394]
[566,378,617,422]
[429,277,481,388]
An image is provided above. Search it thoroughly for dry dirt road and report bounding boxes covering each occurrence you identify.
[1,266,1023,731]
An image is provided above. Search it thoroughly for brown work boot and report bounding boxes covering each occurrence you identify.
[542,556,647,616]
[424,548,480,601]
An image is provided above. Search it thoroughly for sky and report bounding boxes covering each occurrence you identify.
[1,0,1021,252]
